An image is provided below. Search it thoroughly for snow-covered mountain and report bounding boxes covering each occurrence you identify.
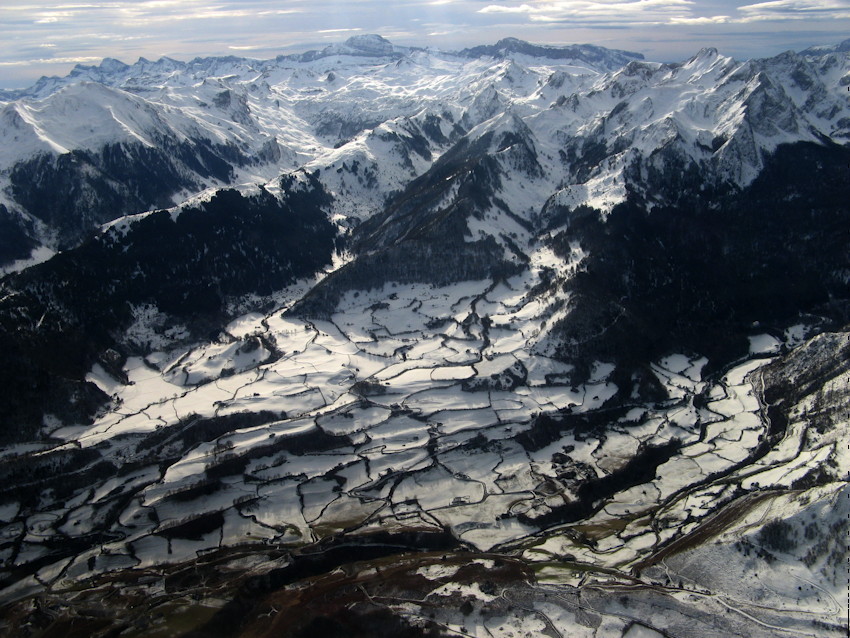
[0,36,849,637]
[3,34,846,268]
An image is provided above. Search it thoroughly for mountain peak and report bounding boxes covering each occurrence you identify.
[292,33,402,62]
[494,37,528,49]
[682,46,724,67]
[458,39,644,71]
[68,57,129,77]
[343,34,395,54]
[800,38,850,56]
[100,57,130,73]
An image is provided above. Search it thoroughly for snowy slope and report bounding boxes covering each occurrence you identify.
[2,35,847,269]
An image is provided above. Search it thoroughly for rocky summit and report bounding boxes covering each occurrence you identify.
[0,36,849,637]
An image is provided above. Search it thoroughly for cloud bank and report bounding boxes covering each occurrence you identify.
[476,0,850,26]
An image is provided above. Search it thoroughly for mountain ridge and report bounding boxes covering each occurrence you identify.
[1,35,847,273]
[2,36,645,100]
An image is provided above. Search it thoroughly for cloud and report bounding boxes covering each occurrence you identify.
[737,0,850,21]
[0,55,101,67]
[478,0,699,26]
[2,1,303,28]
[477,0,850,26]
[115,5,303,27]
[668,15,731,24]
[478,3,535,14]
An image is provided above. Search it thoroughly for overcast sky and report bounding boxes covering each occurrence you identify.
[1,0,849,89]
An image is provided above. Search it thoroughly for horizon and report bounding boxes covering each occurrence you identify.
[2,31,848,93]
[2,0,850,91]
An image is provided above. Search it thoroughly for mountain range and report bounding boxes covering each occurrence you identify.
[0,34,849,637]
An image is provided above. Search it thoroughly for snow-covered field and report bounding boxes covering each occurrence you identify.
[1,253,846,635]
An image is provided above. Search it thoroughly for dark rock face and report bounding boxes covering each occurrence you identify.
[0,205,37,264]
[290,134,521,318]
[547,141,850,389]
[0,179,336,442]
[2,138,251,265]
